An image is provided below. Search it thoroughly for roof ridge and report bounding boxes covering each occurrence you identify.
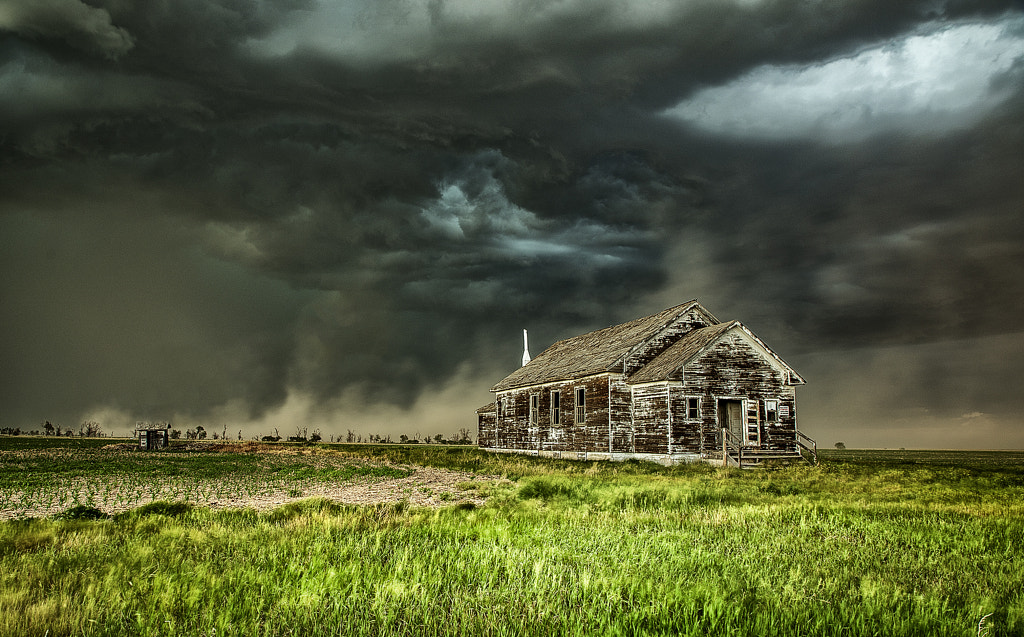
[550,299,700,347]
[491,300,708,392]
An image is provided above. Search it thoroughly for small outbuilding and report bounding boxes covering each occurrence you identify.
[477,300,816,466]
[135,425,170,451]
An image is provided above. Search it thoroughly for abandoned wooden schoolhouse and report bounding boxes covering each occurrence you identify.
[477,300,816,466]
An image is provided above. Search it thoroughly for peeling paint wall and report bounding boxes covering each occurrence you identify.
[609,374,632,452]
[489,374,613,453]
[631,385,670,453]
[682,331,797,453]
[477,409,496,448]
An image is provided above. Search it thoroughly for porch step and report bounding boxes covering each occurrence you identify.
[724,449,807,468]
[721,430,818,468]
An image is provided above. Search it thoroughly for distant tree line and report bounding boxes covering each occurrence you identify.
[247,426,475,445]
[329,427,475,445]
[3,420,476,446]
[1,421,104,437]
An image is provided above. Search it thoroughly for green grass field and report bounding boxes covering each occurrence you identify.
[1,437,1022,636]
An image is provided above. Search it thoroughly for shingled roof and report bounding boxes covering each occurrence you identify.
[625,321,738,384]
[491,300,711,392]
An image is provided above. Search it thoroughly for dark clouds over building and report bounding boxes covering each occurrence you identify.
[2,0,1022,447]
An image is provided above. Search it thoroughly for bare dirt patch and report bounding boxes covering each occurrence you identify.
[197,465,497,512]
[0,443,510,520]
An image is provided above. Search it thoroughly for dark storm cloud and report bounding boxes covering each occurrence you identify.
[667,92,1024,351]
[1,0,1022,442]
[0,0,133,59]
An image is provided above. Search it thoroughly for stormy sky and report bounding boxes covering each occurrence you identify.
[2,0,1023,448]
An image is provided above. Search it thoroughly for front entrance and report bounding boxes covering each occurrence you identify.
[718,399,744,444]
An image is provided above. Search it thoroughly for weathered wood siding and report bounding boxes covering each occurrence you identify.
[477,408,496,448]
[492,390,528,450]
[760,396,798,452]
[575,375,612,452]
[631,385,669,453]
[670,389,703,453]
[622,307,712,376]
[609,374,633,452]
[491,374,612,452]
[623,384,706,455]
[681,330,797,454]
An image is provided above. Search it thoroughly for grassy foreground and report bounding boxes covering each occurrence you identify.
[1,439,1022,636]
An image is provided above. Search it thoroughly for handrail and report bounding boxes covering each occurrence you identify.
[796,430,818,465]
[721,428,744,468]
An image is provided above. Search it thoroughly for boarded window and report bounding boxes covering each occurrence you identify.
[687,397,700,419]
[575,387,586,424]
[551,391,561,426]
[530,394,539,425]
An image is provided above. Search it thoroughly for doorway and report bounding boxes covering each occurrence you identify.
[718,399,744,444]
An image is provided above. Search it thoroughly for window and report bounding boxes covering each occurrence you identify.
[551,391,561,426]
[687,397,700,419]
[575,387,586,424]
[529,394,539,425]
[496,398,503,418]
[764,399,778,422]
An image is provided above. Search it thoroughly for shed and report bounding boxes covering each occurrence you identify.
[477,300,816,466]
[135,425,170,451]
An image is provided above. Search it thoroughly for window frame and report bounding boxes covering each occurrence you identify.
[686,396,701,420]
[550,390,561,426]
[575,387,586,424]
[529,394,539,426]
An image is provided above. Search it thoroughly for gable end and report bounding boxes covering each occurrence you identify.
[626,321,804,385]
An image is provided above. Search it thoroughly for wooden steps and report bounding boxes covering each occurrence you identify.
[722,429,818,469]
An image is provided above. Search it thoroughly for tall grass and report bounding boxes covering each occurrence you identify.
[1,438,1022,636]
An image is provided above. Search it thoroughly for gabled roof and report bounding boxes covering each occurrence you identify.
[625,321,738,384]
[491,300,713,392]
[626,321,805,385]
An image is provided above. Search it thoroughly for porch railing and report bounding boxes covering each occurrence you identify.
[721,428,744,468]
[796,430,818,465]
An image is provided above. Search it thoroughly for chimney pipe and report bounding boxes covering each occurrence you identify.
[522,329,531,366]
